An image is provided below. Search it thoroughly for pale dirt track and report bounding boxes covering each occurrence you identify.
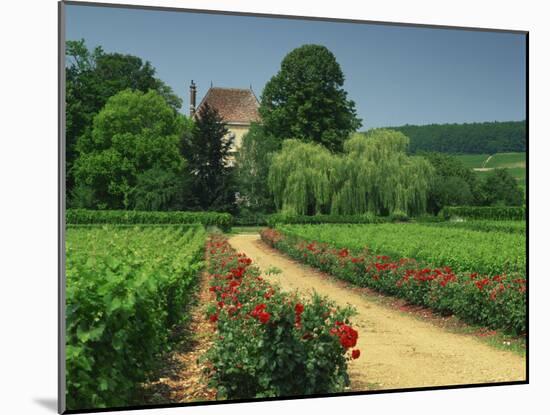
[228,234,526,391]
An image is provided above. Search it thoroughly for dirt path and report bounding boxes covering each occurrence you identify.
[228,234,526,391]
[144,270,216,403]
[482,154,494,168]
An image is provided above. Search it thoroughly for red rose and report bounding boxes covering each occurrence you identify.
[258,311,271,324]
[351,349,360,359]
[209,314,218,323]
[295,303,304,315]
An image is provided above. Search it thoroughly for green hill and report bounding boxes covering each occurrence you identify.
[455,152,526,188]
[380,120,526,154]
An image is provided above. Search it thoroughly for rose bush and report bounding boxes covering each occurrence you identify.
[261,228,526,335]
[204,234,360,399]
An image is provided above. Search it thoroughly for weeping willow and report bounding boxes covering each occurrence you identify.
[268,130,434,216]
[268,140,334,215]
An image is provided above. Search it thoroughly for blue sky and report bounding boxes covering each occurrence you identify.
[65,4,526,129]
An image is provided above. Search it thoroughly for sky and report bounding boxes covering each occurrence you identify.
[65,4,526,129]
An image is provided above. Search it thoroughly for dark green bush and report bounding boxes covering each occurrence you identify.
[66,209,233,232]
[440,206,525,221]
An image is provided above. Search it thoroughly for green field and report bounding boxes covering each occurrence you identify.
[421,220,526,234]
[454,152,526,188]
[454,153,491,169]
[277,223,526,276]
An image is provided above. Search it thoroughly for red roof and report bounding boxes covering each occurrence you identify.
[195,87,261,124]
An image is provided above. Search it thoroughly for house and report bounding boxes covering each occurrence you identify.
[189,81,261,151]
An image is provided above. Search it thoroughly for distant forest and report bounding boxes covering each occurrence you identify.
[381,121,526,154]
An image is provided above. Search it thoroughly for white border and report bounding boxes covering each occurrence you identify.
[1,1,547,415]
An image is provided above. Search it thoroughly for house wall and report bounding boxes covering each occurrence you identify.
[227,124,250,150]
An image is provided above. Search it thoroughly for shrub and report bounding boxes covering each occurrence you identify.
[440,206,525,221]
[389,210,409,222]
[204,234,360,399]
[66,209,233,231]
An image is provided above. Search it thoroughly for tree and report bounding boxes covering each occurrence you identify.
[268,130,434,216]
[180,103,235,211]
[481,168,524,206]
[386,121,526,154]
[428,176,474,214]
[65,39,182,194]
[260,44,361,152]
[72,89,190,209]
[268,140,334,215]
[129,167,190,211]
[331,130,434,216]
[235,123,281,215]
[421,152,482,213]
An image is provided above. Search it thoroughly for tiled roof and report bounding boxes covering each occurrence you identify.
[195,87,261,124]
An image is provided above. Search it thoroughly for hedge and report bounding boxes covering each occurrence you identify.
[266,213,387,227]
[66,209,233,231]
[440,206,526,221]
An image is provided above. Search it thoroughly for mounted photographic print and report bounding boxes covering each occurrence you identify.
[58,1,528,413]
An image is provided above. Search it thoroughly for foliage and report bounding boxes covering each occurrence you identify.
[268,140,334,215]
[385,121,526,154]
[421,152,481,213]
[65,225,205,409]
[73,89,191,209]
[266,213,384,227]
[440,206,526,221]
[268,131,434,216]
[422,220,526,234]
[235,123,282,215]
[129,166,190,211]
[66,209,233,231]
[180,103,236,212]
[275,223,525,276]
[204,234,359,399]
[262,228,526,334]
[260,44,361,152]
[480,168,524,206]
[428,176,474,213]
[65,39,182,193]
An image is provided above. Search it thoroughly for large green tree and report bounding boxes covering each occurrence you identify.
[235,123,281,215]
[180,103,236,212]
[260,44,361,152]
[65,39,182,194]
[268,130,433,216]
[72,89,190,209]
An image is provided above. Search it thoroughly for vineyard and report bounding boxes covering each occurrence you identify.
[262,221,526,334]
[65,225,206,409]
[273,223,526,275]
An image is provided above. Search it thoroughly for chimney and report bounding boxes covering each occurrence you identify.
[189,80,197,117]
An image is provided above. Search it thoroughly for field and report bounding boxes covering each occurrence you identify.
[262,221,526,334]
[65,225,206,409]
[276,222,526,275]
[455,152,526,188]
[422,220,526,234]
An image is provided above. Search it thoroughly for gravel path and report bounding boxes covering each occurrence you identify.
[228,234,526,391]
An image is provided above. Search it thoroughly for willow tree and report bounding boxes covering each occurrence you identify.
[268,140,334,215]
[331,130,434,216]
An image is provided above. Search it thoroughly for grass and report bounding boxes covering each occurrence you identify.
[454,152,526,189]
[228,226,266,235]
[485,152,526,168]
[454,154,490,169]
